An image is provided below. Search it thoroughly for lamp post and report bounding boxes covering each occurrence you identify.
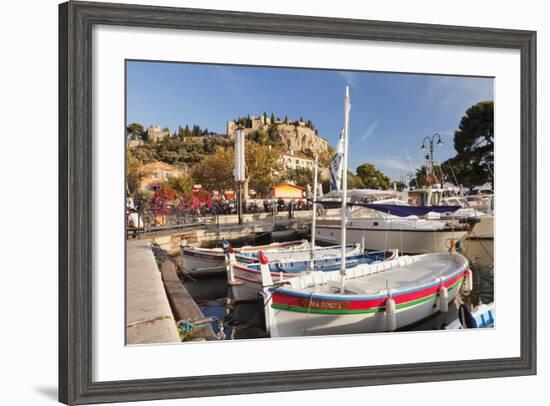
[420,133,443,183]
[234,123,246,225]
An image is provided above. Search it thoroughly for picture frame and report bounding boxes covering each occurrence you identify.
[59,1,537,404]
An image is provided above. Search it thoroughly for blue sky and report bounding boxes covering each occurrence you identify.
[126,61,493,181]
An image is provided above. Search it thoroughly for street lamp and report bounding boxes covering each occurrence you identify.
[420,133,443,184]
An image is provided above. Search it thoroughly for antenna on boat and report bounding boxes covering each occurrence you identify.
[340,85,351,293]
[309,155,319,272]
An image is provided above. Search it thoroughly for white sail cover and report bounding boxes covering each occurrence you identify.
[329,130,345,191]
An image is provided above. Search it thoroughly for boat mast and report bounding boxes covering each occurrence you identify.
[309,155,319,272]
[340,85,351,293]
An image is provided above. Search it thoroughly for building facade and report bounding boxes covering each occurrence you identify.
[139,161,187,192]
[146,125,170,143]
[281,150,314,171]
[270,183,306,199]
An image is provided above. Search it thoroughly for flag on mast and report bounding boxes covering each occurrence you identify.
[329,129,345,191]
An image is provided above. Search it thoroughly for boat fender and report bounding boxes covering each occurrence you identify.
[259,251,274,288]
[179,238,188,248]
[439,285,449,313]
[385,298,396,332]
[463,268,473,293]
[226,247,237,285]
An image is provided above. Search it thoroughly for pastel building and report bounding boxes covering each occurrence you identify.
[270,182,306,199]
[139,161,186,192]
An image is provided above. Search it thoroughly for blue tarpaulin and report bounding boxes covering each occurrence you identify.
[364,203,461,217]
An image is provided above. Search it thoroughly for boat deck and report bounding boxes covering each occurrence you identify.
[339,254,462,294]
[284,252,467,296]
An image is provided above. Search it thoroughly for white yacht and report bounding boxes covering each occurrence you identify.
[316,189,469,253]
[408,187,494,239]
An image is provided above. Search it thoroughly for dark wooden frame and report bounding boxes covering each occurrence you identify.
[59,1,537,404]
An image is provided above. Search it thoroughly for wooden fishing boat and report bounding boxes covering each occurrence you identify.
[180,239,309,275]
[227,247,399,300]
[260,251,472,337]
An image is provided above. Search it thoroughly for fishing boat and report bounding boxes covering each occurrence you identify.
[446,302,495,329]
[226,246,399,300]
[227,142,397,300]
[261,251,471,336]
[180,239,309,276]
[260,85,472,337]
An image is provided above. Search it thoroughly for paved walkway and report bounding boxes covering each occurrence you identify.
[126,240,180,344]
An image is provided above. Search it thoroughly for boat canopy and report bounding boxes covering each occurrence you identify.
[316,200,461,217]
[364,203,461,217]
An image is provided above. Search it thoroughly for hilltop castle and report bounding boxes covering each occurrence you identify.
[226,115,329,156]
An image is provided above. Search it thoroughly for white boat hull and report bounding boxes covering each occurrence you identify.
[470,216,494,239]
[315,224,467,253]
[264,252,469,337]
[181,248,226,275]
[180,240,309,275]
[269,286,461,336]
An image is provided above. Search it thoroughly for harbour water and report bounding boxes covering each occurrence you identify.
[180,235,494,339]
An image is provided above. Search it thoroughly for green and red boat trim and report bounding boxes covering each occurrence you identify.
[270,268,467,314]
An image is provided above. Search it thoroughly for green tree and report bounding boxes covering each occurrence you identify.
[356,163,390,189]
[270,112,276,123]
[191,147,234,192]
[267,125,282,145]
[286,167,313,189]
[443,101,494,188]
[127,122,144,139]
[192,124,201,137]
[347,171,365,189]
[126,154,149,195]
[165,173,194,194]
[245,142,284,194]
[318,145,334,168]
[250,130,269,145]
[393,180,407,191]
[412,164,445,187]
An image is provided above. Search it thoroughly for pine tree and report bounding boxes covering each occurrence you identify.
[183,124,191,137]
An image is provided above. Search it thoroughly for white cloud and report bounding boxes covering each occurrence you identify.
[361,121,379,142]
[376,158,415,173]
[372,153,424,174]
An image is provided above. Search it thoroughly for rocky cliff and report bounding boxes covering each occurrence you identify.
[227,117,329,156]
[275,124,328,155]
